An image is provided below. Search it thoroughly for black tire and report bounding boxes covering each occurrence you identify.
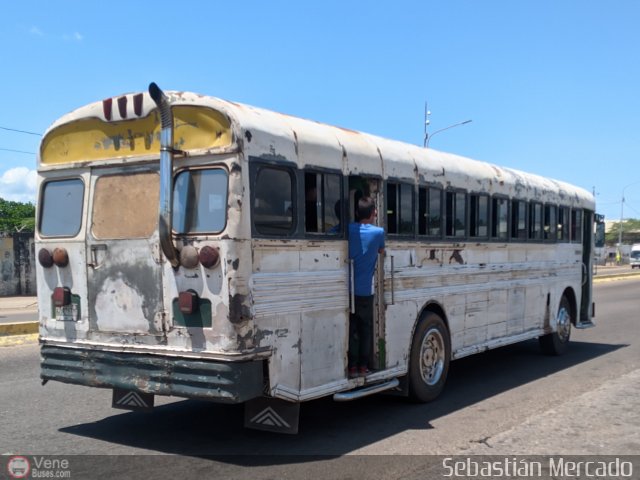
[408,312,451,402]
[539,295,572,355]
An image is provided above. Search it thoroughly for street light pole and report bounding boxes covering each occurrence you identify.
[618,180,640,247]
[425,119,472,148]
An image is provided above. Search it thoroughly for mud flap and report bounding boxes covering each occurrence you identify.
[244,397,300,434]
[112,388,155,411]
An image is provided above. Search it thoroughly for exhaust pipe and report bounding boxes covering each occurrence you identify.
[149,82,179,267]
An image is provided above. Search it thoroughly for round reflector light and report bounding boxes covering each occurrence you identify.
[38,248,54,268]
[52,248,69,268]
[199,246,220,269]
[180,245,200,269]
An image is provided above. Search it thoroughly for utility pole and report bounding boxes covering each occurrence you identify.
[423,102,431,148]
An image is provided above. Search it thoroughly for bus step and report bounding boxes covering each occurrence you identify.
[333,378,400,402]
[575,320,596,329]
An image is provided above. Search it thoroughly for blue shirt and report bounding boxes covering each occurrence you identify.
[349,222,385,296]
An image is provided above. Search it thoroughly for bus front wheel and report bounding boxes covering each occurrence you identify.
[539,295,572,355]
[408,312,450,403]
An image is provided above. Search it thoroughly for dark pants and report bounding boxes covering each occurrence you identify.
[349,295,374,369]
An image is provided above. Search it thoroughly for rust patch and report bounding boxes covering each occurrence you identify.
[244,130,252,143]
[449,250,464,265]
[229,293,251,324]
[236,328,254,351]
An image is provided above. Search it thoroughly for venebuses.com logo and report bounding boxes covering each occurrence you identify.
[5,455,71,479]
[6,456,30,479]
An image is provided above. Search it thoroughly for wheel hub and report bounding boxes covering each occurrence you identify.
[420,328,445,385]
[556,307,571,341]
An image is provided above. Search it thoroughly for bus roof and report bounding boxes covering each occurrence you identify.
[40,89,594,210]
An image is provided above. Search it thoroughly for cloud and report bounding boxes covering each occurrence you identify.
[0,168,37,204]
[29,26,44,36]
[63,32,84,42]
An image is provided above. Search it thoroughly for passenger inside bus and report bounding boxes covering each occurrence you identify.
[348,197,385,378]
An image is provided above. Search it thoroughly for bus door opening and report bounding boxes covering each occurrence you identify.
[348,176,386,370]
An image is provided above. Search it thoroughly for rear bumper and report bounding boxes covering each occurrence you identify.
[41,344,264,403]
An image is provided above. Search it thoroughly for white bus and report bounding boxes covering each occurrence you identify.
[36,83,595,433]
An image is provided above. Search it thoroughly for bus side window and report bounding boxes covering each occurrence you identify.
[253,166,295,236]
[558,206,570,242]
[511,199,528,240]
[446,190,467,238]
[529,202,543,241]
[304,171,342,234]
[386,182,414,235]
[544,204,558,241]
[419,186,443,237]
[469,193,489,238]
[570,209,583,243]
[491,196,509,240]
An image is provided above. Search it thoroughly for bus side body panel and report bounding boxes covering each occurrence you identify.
[251,240,350,400]
[382,241,584,365]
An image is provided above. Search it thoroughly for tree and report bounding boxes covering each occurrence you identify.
[0,198,35,233]
[605,218,640,246]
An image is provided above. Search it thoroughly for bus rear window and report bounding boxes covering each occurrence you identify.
[173,169,228,234]
[39,179,84,237]
[92,172,159,239]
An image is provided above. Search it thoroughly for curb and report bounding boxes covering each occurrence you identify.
[594,272,640,283]
[0,321,39,336]
[0,333,38,347]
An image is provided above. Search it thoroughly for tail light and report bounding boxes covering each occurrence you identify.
[178,290,199,315]
[52,287,71,307]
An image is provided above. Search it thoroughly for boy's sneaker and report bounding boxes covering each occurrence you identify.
[348,367,358,379]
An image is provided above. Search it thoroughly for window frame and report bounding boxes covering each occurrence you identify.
[38,177,85,239]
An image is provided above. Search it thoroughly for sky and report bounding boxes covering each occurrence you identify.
[1,0,639,223]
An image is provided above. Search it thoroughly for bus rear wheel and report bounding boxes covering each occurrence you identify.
[539,295,572,355]
[408,312,450,402]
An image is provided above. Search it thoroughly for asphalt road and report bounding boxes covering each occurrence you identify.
[1,278,638,478]
[0,312,36,325]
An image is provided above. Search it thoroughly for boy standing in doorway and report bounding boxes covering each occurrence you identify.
[348,197,385,378]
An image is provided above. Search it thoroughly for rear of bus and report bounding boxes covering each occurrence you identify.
[36,87,266,408]
[631,244,640,269]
